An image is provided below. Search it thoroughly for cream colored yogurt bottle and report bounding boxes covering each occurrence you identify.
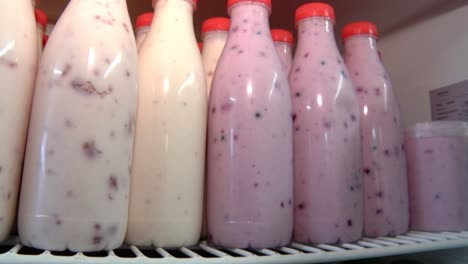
[135,12,153,50]
[201,17,229,96]
[126,0,207,248]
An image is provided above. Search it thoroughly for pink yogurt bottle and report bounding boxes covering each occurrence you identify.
[207,0,294,249]
[343,21,409,237]
[271,29,294,76]
[290,3,363,244]
[405,121,468,232]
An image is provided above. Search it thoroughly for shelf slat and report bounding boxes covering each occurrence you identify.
[0,231,467,263]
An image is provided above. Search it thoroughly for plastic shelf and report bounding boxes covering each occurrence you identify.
[1,231,467,263]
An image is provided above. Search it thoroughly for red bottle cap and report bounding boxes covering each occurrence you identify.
[271,29,294,45]
[34,9,48,28]
[42,35,48,47]
[135,13,153,29]
[295,2,335,26]
[201,17,230,35]
[341,21,379,41]
[227,0,272,11]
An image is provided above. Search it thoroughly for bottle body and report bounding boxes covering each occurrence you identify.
[18,0,138,251]
[344,35,409,237]
[127,0,207,247]
[202,30,228,96]
[406,131,468,232]
[291,18,363,244]
[0,0,37,241]
[207,2,293,249]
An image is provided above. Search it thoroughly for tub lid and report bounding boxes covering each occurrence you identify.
[406,121,468,138]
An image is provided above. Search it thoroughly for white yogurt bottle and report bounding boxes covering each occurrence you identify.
[201,17,229,96]
[34,9,47,57]
[126,0,207,248]
[18,0,138,252]
[135,12,153,50]
[271,29,293,75]
[0,0,38,242]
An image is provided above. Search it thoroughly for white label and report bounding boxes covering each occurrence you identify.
[430,80,468,121]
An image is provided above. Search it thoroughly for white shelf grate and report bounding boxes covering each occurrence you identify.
[0,231,467,263]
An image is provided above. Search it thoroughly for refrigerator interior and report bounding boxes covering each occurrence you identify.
[8,0,467,263]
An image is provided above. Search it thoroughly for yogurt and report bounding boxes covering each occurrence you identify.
[207,0,293,249]
[34,9,47,57]
[271,29,293,76]
[343,21,409,237]
[126,0,207,248]
[290,3,363,244]
[135,12,153,50]
[405,122,468,232]
[18,0,138,252]
[0,0,37,241]
[201,17,229,96]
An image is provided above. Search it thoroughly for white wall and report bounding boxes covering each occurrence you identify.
[379,4,468,127]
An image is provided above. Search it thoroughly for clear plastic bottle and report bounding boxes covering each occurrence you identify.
[290,3,363,244]
[135,12,153,50]
[207,0,293,249]
[18,0,138,252]
[201,17,229,96]
[343,21,409,237]
[405,121,468,232]
[0,0,38,241]
[34,9,47,57]
[271,29,293,76]
[127,0,207,247]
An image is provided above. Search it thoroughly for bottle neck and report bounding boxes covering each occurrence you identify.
[274,41,292,55]
[228,2,271,35]
[344,35,380,63]
[153,0,195,35]
[202,31,229,43]
[297,17,337,45]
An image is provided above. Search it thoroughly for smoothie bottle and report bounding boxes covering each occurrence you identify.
[18,0,138,252]
[291,3,363,244]
[201,17,229,96]
[126,0,207,248]
[405,122,468,232]
[0,0,37,241]
[135,13,153,50]
[271,29,293,76]
[207,0,293,249]
[343,21,409,237]
[34,9,47,57]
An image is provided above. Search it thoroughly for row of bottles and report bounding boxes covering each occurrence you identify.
[0,0,409,252]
